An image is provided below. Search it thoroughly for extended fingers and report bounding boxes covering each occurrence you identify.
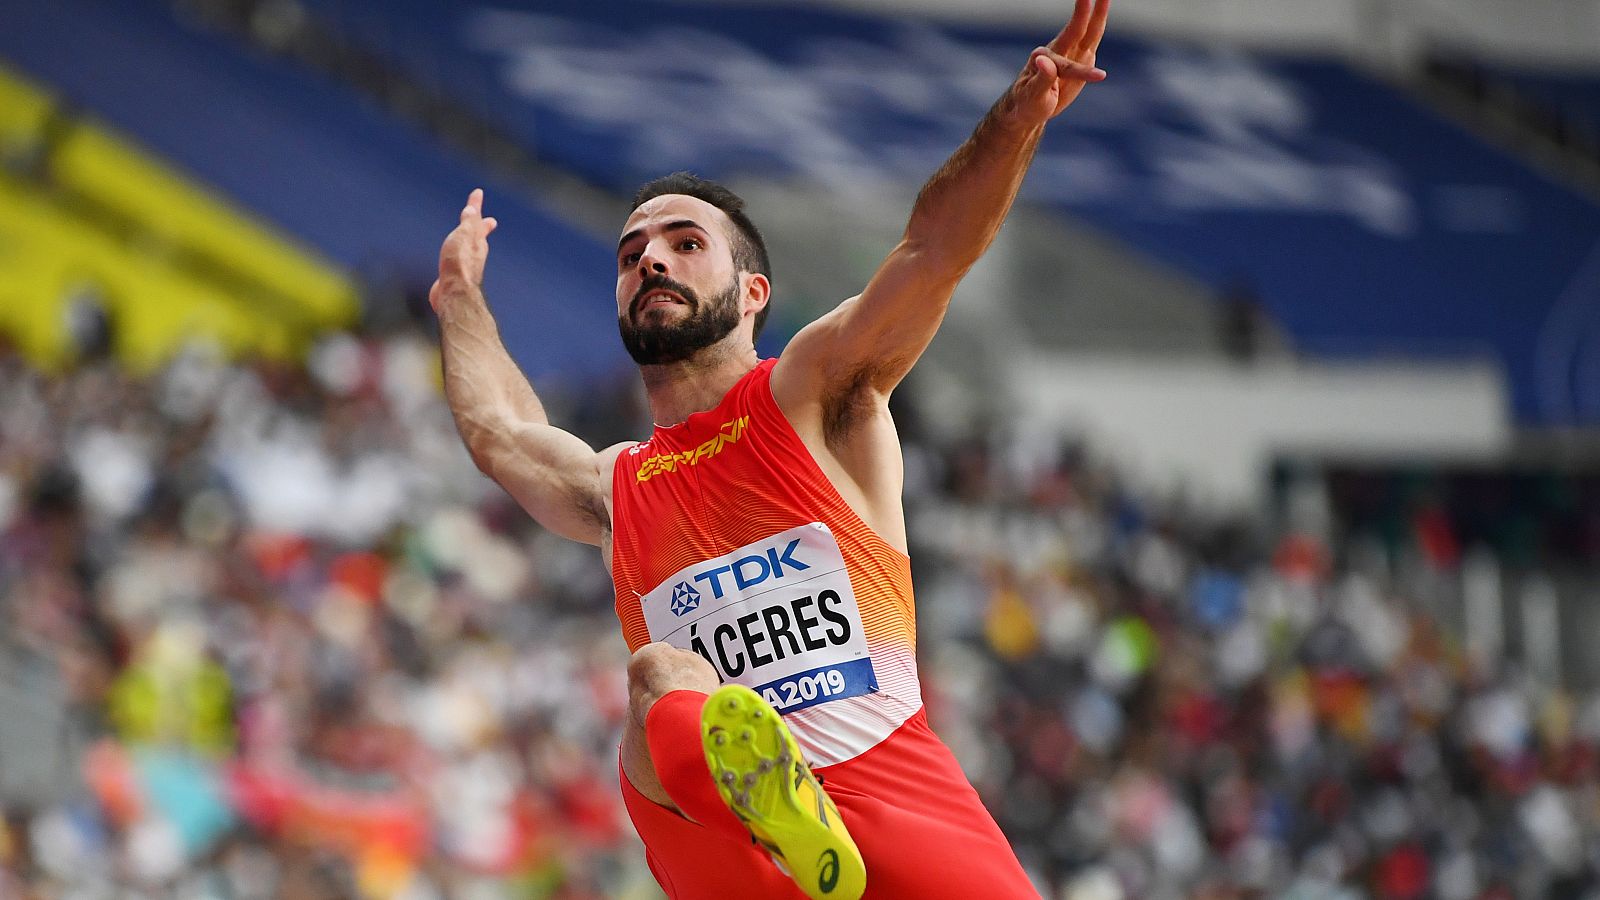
[1083,0,1111,53]
[456,189,498,238]
[1049,0,1110,57]
[1050,0,1093,53]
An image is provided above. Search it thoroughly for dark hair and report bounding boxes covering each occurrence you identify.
[631,172,773,339]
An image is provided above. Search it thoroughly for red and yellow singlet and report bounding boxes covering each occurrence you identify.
[611,358,921,767]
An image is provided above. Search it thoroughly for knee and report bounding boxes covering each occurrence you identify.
[627,642,719,724]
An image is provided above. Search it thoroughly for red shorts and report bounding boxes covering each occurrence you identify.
[619,706,1037,899]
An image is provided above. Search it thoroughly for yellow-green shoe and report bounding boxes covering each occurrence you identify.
[701,684,866,900]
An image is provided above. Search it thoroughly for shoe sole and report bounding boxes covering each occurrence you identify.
[701,684,866,900]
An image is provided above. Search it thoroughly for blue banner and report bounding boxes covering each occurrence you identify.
[296,0,1600,424]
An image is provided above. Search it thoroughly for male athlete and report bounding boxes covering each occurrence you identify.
[431,3,1109,896]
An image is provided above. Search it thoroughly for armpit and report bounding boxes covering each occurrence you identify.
[821,363,898,446]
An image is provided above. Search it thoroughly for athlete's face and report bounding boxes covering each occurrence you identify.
[615,195,763,366]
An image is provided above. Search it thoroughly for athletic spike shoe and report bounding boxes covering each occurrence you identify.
[701,684,866,900]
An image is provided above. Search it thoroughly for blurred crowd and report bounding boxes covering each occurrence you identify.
[0,328,644,899]
[1,327,1598,899]
[906,434,1600,900]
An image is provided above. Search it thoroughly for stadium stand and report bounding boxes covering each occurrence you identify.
[289,0,1600,424]
[0,0,625,381]
[1418,55,1600,197]
[3,1,1600,898]
[1473,65,1600,141]
[8,0,1597,418]
[0,64,355,371]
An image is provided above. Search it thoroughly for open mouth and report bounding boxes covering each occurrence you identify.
[635,289,688,315]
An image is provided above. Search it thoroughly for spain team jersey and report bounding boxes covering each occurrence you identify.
[610,358,921,767]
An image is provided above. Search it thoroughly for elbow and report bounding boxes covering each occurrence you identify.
[456,419,507,478]
[461,440,496,480]
[469,446,499,480]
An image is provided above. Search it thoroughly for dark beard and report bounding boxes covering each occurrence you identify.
[617,274,743,366]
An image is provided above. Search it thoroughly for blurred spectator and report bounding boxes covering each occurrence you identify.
[1217,276,1286,365]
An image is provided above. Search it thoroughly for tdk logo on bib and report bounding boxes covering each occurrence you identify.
[640,523,877,715]
[688,539,809,600]
[670,582,701,616]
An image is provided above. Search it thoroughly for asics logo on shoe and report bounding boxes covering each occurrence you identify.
[818,849,840,893]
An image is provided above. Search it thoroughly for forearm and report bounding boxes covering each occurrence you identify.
[772,14,1106,400]
[902,93,1045,279]
[436,283,546,465]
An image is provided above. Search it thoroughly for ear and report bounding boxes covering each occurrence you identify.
[741,272,771,318]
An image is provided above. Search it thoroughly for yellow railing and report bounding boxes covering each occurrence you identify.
[0,65,53,162]
[0,64,356,372]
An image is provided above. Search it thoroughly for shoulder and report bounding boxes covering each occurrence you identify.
[599,440,639,474]
[597,440,639,520]
[597,441,639,491]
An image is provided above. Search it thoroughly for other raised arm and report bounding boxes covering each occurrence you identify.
[432,189,617,546]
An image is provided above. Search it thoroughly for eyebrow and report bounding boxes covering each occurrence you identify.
[616,219,708,255]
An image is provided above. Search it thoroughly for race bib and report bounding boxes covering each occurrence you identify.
[640,522,877,714]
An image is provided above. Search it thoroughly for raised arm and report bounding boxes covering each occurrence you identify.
[432,189,617,546]
[773,0,1109,411]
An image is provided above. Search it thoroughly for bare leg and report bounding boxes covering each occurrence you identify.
[621,642,721,810]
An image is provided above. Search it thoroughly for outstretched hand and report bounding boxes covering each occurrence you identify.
[1006,0,1110,127]
[430,188,499,312]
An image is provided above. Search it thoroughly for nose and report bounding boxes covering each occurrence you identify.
[638,244,669,279]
